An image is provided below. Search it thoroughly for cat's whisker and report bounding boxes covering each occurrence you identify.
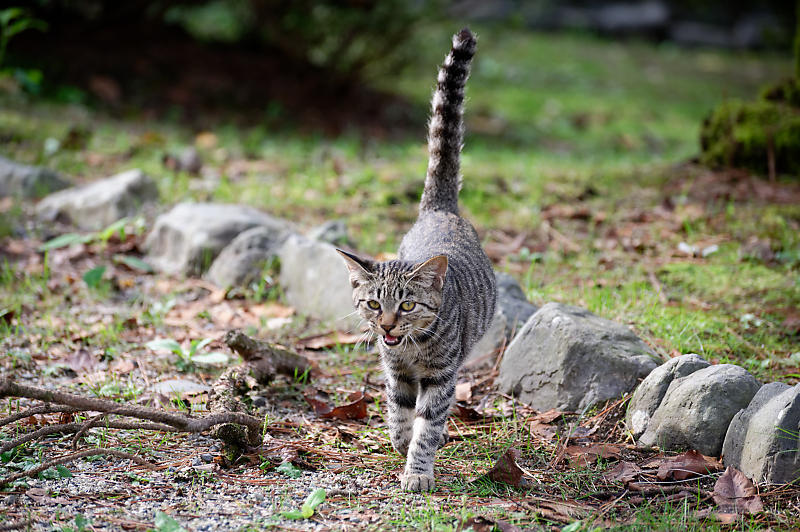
[337,309,361,323]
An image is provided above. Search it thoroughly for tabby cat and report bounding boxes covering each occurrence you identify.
[337,28,496,492]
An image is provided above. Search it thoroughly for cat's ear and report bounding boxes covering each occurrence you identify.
[408,255,448,291]
[336,249,375,288]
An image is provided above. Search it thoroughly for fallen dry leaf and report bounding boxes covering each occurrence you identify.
[453,403,485,421]
[303,388,368,421]
[604,461,642,484]
[455,381,472,402]
[529,420,558,440]
[713,466,763,515]
[473,448,529,488]
[65,349,98,375]
[564,443,621,468]
[531,409,564,424]
[655,450,723,481]
[458,516,520,532]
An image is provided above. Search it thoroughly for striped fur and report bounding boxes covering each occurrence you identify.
[419,27,476,215]
[337,28,496,493]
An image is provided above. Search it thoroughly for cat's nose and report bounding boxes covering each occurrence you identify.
[381,324,395,333]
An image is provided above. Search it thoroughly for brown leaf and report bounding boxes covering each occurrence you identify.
[65,349,98,375]
[453,403,485,421]
[455,382,472,402]
[458,516,521,532]
[713,466,763,515]
[298,331,365,350]
[474,448,529,488]
[303,388,368,421]
[564,443,621,468]
[529,420,558,441]
[604,461,642,484]
[538,499,591,519]
[531,409,563,424]
[656,450,723,481]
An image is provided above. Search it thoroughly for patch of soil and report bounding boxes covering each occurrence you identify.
[667,165,800,205]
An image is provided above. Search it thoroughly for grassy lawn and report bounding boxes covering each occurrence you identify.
[1,23,798,530]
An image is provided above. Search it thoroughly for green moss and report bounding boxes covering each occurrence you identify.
[699,98,800,176]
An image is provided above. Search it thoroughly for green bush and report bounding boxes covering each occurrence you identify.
[699,90,800,177]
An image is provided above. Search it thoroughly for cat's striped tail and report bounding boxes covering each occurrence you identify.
[419,28,476,215]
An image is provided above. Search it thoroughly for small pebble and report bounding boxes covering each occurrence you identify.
[201,453,213,463]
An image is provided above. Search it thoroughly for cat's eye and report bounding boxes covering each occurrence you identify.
[367,300,380,310]
[400,301,416,311]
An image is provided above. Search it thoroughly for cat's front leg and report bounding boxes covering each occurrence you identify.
[384,367,418,456]
[401,374,455,492]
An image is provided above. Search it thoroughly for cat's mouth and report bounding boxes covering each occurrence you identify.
[383,334,402,346]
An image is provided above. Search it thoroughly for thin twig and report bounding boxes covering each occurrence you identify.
[0,448,158,488]
[1,421,177,454]
[0,405,81,428]
[71,412,109,450]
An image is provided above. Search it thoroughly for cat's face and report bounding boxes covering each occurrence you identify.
[337,250,447,349]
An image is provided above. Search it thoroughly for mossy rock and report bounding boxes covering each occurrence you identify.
[700,97,800,177]
[761,78,800,107]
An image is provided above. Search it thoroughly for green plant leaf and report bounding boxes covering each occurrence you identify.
[55,464,72,478]
[145,338,183,355]
[153,511,186,532]
[281,510,304,520]
[276,461,303,479]
[190,352,229,365]
[113,254,154,273]
[74,514,89,531]
[99,218,128,243]
[82,265,106,288]
[38,233,92,251]
[188,337,214,356]
[301,488,326,518]
[0,8,25,26]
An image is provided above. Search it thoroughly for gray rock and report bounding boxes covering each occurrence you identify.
[36,169,157,230]
[638,364,760,456]
[722,383,800,484]
[497,303,660,411]
[205,226,289,288]
[468,272,537,362]
[595,1,670,32]
[307,220,352,247]
[626,354,711,439]
[144,202,293,276]
[669,22,733,48]
[278,235,359,329]
[0,156,71,199]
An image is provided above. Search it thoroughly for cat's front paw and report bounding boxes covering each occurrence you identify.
[401,473,435,492]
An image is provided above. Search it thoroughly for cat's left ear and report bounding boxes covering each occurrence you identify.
[408,255,448,291]
[336,249,375,288]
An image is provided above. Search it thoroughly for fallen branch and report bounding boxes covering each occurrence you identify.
[0,448,157,488]
[0,378,263,449]
[0,405,80,428]
[223,329,311,382]
[205,330,311,454]
[0,420,176,455]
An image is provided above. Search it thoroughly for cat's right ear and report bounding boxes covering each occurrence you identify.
[336,249,374,288]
